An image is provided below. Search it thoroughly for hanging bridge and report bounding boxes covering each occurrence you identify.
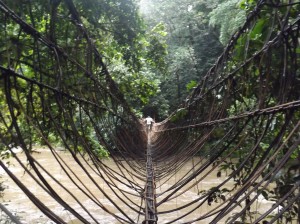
[0,0,300,223]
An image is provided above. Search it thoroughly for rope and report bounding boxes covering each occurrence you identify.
[0,0,300,223]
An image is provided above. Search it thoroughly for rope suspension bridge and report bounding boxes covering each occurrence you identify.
[0,0,300,223]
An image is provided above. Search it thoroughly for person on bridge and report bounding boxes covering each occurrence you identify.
[145,116,154,131]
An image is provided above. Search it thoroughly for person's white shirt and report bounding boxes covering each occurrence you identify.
[145,117,154,125]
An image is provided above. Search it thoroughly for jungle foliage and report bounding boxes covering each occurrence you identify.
[139,0,242,117]
[0,0,300,223]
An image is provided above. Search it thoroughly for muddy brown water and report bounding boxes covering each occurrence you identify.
[0,147,278,224]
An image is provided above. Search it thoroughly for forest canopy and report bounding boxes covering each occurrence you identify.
[1,0,300,223]
[0,0,250,120]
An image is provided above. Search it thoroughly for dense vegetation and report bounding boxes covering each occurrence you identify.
[159,1,300,222]
[0,0,246,151]
[0,0,250,122]
[0,0,300,223]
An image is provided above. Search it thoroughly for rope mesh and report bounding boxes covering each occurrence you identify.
[0,0,300,223]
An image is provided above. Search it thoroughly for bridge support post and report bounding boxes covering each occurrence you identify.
[144,133,157,224]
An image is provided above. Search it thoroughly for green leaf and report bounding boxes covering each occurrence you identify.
[186,80,197,91]
[250,19,266,40]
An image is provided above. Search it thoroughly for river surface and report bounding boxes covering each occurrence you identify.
[0,147,279,224]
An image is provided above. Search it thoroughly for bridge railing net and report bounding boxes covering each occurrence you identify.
[0,0,299,224]
[153,1,300,223]
[0,0,148,223]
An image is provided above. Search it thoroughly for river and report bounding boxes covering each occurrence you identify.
[0,147,280,224]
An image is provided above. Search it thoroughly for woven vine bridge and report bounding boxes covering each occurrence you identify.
[0,0,300,223]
